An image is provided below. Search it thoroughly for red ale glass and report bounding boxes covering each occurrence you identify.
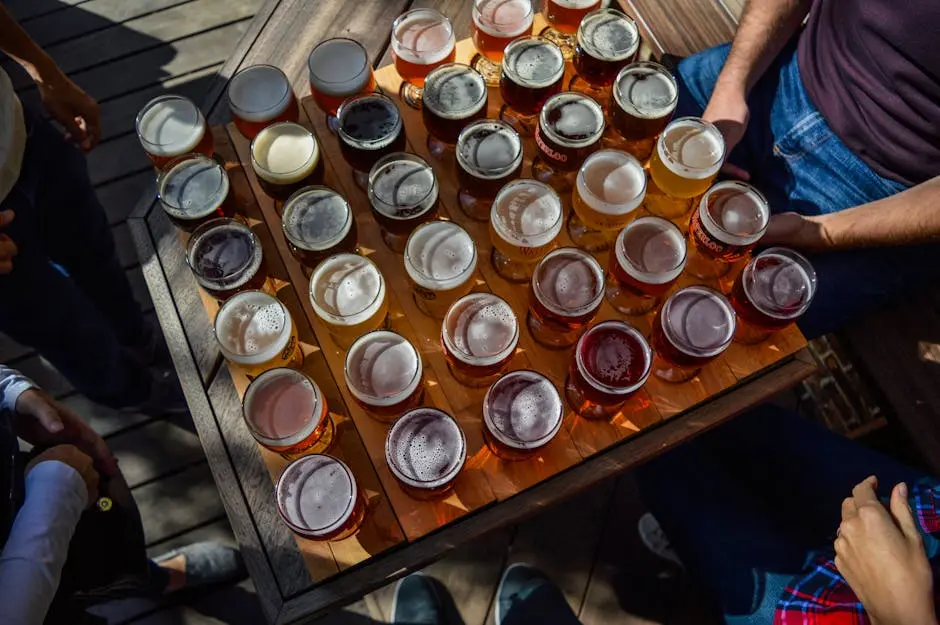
[392,8,456,108]
[483,370,564,461]
[227,65,299,140]
[571,8,640,96]
[605,216,686,316]
[275,454,366,541]
[136,95,214,170]
[455,120,524,221]
[344,330,424,423]
[421,63,488,158]
[528,247,605,349]
[385,408,467,500]
[499,37,565,135]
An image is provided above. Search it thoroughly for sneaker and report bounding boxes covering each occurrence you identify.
[495,563,573,625]
[638,513,683,568]
[124,370,189,417]
[153,542,247,594]
[392,573,454,625]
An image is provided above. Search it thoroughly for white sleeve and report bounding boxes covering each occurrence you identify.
[0,461,88,625]
[0,364,36,413]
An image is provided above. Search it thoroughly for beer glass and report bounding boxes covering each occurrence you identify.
[227,65,299,140]
[404,221,478,319]
[528,247,605,349]
[499,37,565,136]
[442,293,519,387]
[483,370,563,461]
[686,181,770,280]
[455,120,524,221]
[608,62,678,161]
[136,94,213,169]
[368,152,440,253]
[215,290,302,378]
[243,368,334,458]
[651,285,736,383]
[276,454,366,541]
[532,92,605,193]
[730,248,817,344]
[157,154,234,231]
[337,93,407,190]
[541,0,601,59]
[571,9,640,100]
[422,63,488,160]
[186,218,267,300]
[391,9,456,109]
[281,186,359,272]
[249,122,324,202]
[308,38,376,132]
[385,408,467,500]
[565,320,652,420]
[649,117,725,201]
[489,179,563,283]
[606,216,686,316]
[471,0,535,86]
[569,149,646,252]
[345,330,424,423]
[309,254,389,350]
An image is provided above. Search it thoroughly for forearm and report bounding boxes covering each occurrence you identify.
[0,366,36,413]
[0,4,63,83]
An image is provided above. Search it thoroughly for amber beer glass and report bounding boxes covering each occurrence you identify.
[686,181,770,280]
[308,38,376,131]
[421,63,488,159]
[455,120,524,221]
[730,248,817,344]
[489,179,564,282]
[136,95,213,169]
[499,37,565,136]
[606,216,686,316]
[649,117,725,199]
[157,154,234,231]
[281,187,358,272]
[368,153,440,253]
[569,149,646,252]
[442,293,519,387]
[608,62,678,161]
[243,368,334,458]
[249,122,323,201]
[337,93,407,190]
[651,286,736,383]
[227,65,299,140]
[532,92,605,193]
[483,370,563,461]
[528,247,605,348]
[571,9,640,99]
[541,0,601,58]
[565,320,652,420]
[471,0,535,86]
[385,408,467,500]
[214,290,302,378]
[275,454,366,541]
[186,218,267,300]
[391,8,456,109]
[345,330,425,423]
[404,221,478,319]
[309,254,389,349]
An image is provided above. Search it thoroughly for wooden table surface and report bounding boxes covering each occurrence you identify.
[129,1,816,623]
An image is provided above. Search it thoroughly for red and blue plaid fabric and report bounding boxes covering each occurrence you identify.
[775,481,940,624]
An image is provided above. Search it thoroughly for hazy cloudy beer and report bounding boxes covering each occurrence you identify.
[528,247,605,348]
[187,218,267,300]
[309,254,389,349]
[385,408,467,499]
[136,95,213,169]
[483,370,563,460]
[227,65,299,139]
[276,454,365,541]
[455,120,524,221]
[345,330,424,422]
[157,154,233,231]
[404,221,478,319]
[571,9,640,95]
[337,93,407,187]
[392,9,456,108]
[489,179,563,282]
[649,117,725,199]
[281,187,358,271]
[215,290,301,378]
[499,37,565,135]
[606,216,686,315]
[422,63,488,157]
[569,149,646,251]
[250,122,323,201]
[368,153,440,252]
[532,92,605,190]
[308,38,376,118]
[471,0,534,85]
[442,293,519,387]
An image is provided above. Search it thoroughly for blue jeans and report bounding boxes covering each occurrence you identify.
[675,42,940,338]
[0,108,150,408]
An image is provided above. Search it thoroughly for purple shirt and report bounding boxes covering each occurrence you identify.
[798,0,940,187]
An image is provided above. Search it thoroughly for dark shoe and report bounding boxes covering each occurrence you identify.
[152,542,247,594]
[637,513,684,569]
[496,564,579,625]
[124,370,189,417]
[392,573,463,625]
[127,322,172,371]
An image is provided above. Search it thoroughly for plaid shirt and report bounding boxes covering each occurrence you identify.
[776,481,940,624]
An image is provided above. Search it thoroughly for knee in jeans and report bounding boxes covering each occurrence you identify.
[675,43,733,117]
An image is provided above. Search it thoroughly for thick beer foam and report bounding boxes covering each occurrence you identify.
[657,118,725,179]
[615,216,686,285]
[699,181,769,246]
[613,65,677,120]
[188,221,263,290]
[345,330,422,406]
[503,38,565,88]
[137,96,205,157]
[540,92,605,147]
[404,221,477,291]
[310,254,386,326]
[243,368,322,446]
[484,370,562,449]
[228,65,292,122]
[550,0,600,7]
[423,64,487,120]
[251,123,319,184]
[369,156,439,219]
[282,188,351,252]
[746,251,815,320]
[215,291,291,365]
[532,247,605,317]
[277,454,356,537]
[308,39,372,97]
[386,408,466,489]
[577,149,646,215]
[456,121,523,179]
[491,180,563,248]
[159,156,229,220]
[662,286,735,357]
[473,0,534,38]
[391,11,455,65]
[578,10,639,62]
[443,293,518,367]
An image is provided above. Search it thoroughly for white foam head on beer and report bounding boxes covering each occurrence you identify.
[137,95,205,157]
[228,65,292,121]
[659,117,725,179]
[614,63,678,119]
[662,286,735,357]
[423,64,487,120]
[578,10,639,62]
[616,216,687,284]
[215,290,292,365]
[492,180,563,248]
[473,0,534,37]
[310,254,386,326]
[503,38,566,88]
[308,38,372,97]
[251,123,319,184]
[386,408,466,489]
[159,155,229,220]
[541,92,605,147]
[370,154,439,217]
[456,120,523,179]
[577,149,646,215]
[748,250,815,320]
[282,188,351,252]
[551,0,600,7]
[484,370,563,450]
[405,221,477,291]
[700,181,770,246]
[533,247,605,317]
[392,10,456,66]
[277,454,356,537]
[443,293,518,366]
[345,330,423,406]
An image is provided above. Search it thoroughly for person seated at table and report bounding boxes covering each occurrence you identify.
[679,0,940,338]
[0,5,184,417]
[0,365,246,624]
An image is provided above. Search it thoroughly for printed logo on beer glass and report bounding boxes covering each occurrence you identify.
[404,220,478,319]
[489,179,564,283]
[275,454,366,541]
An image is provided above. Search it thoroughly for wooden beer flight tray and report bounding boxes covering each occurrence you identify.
[160,21,812,623]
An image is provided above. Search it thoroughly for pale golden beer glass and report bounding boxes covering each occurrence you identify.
[214,290,302,378]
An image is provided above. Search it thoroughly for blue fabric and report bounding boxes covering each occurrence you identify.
[674,42,940,339]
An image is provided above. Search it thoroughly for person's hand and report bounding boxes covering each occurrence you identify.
[761,212,833,251]
[26,444,100,507]
[702,86,750,181]
[36,71,100,151]
[0,209,16,274]
[15,388,119,477]
[835,477,938,625]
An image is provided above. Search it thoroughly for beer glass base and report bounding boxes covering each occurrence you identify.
[527,311,581,350]
[426,134,454,161]
[567,213,611,253]
[605,281,660,317]
[446,360,501,388]
[498,105,537,137]
[483,427,540,462]
[685,250,731,281]
[645,186,693,220]
[539,26,576,60]
[471,53,502,87]
[491,247,535,283]
[733,320,774,345]
[279,415,336,460]
[531,157,574,195]
[457,190,493,222]
[353,169,369,191]
[652,357,700,384]
[381,229,409,254]
[564,374,626,421]
[412,292,451,320]
[400,82,424,110]
[398,481,456,501]
[606,134,655,163]
[568,75,611,103]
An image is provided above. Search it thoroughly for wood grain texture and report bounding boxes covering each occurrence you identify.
[618,0,736,58]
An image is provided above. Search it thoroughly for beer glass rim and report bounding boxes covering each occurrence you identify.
[309,253,387,325]
[575,320,653,396]
[275,454,357,538]
[657,116,726,178]
[423,63,488,120]
[697,180,771,245]
[741,247,818,320]
[661,285,737,358]
[344,329,424,406]
[242,367,326,447]
[368,152,438,212]
[442,292,520,367]
[281,186,353,252]
[249,122,320,182]
[404,220,478,291]
[157,153,230,214]
[612,61,678,117]
[483,369,563,449]
[532,247,606,317]
[336,92,403,149]
[456,120,524,178]
[392,8,456,54]
[577,149,647,215]
[473,0,535,27]
[539,92,606,148]
[136,94,205,149]
[308,38,370,91]
[227,64,293,121]
[385,408,467,489]
[214,289,293,364]
[614,215,687,284]
[491,179,564,244]
[502,36,565,88]
[185,217,260,280]
[577,8,640,61]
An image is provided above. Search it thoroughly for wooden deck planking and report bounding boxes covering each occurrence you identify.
[107,414,207,488]
[3,0,91,23]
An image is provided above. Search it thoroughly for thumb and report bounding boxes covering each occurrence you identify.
[890,482,921,542]
[31,401,65,434]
